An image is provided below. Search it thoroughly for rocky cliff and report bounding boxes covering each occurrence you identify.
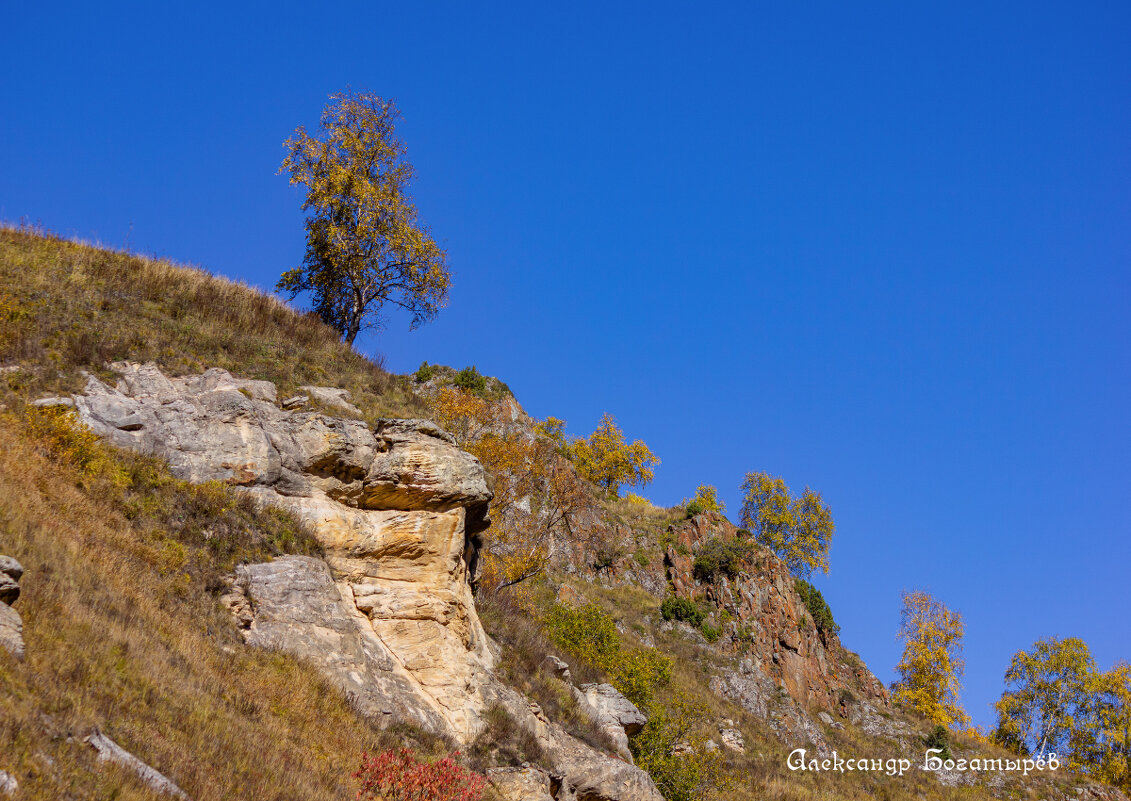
[62,361,662,801]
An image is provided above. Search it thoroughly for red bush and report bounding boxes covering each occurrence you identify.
[353,749,486,801]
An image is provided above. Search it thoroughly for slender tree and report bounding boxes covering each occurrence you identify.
[993,637,1096,758]
[278,91,450,345]
[892,590,969,727]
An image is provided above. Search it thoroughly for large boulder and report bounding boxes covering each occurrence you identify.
[0,556,24,660]
[574,683,647,761]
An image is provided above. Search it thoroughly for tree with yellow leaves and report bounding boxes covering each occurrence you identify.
[892,590,969,727]
[992,637,1095,759]
[564,413,659,498]
[1088,662,1131,792]
[426,386,595,593]
[738,471,833,578]
[277,91,450,345]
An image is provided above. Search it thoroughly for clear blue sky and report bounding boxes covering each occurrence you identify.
[3,2,1128,729]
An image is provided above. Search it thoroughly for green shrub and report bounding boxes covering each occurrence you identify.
[692,537,756,581]
[542,602,671,708]
[630,697,728,801]
[413,361,434,383]
[543,603,620,667]
[452,365,487,395]
[924,724,952,761]
[660,596,706,627]
[793,578,840,636]
[700,622,721,643]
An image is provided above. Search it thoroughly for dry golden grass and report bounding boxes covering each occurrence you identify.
[0,226,422,420]
[0,409,449,800]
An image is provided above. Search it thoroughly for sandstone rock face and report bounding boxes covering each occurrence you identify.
[69,364,663,801]
[0,556,24,660]
[72,362,493,741]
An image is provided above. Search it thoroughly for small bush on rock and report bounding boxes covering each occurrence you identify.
[452,365,487,395]
[793,578,840,636]
[683,484,724,518]
[924,724,953,762]
[660,596,706,627]
[692,537,757,581]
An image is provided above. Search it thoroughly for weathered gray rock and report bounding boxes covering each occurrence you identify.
[546,654,572,682]
[575,683,647,761]
[709,664,828,753]
[299,385,361,414]
[0,556,23,581]
[0,605,23,660]
[0,770,16,796]
[31,396,73,408]
[486,766,556,801]
[0,557,23,659]
[85,731,189,799]
[847,701,916,743]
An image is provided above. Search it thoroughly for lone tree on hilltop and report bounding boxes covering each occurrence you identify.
[277,91,451,345]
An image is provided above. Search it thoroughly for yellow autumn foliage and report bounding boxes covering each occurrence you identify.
[892,590,969,727]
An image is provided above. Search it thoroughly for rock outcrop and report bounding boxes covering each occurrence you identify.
[73,362,494,740]
[663,513,890,747]
[574,683,647,762]
[0,556,24,660]
[69,363,662,801]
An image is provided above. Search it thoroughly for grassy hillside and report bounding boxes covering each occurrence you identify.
[0,225,421,420]
[0,405,456,800]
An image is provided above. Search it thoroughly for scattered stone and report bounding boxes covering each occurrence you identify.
[545,654,572,682]
[280,394,308,410]
[0,557,20,604]
[718,720,745,753]
[299,385,361,414]
[0,574,17,605]
[0,770,16,796]
[31,396,74,408]
[85,731,189,799]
